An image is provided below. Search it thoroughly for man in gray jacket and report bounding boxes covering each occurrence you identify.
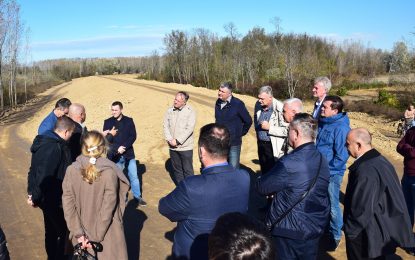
[163,91,196,185]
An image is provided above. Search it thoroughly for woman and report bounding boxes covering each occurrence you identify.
[62,130,129,259]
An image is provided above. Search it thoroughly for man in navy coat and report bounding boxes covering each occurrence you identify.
[159,123,250,260]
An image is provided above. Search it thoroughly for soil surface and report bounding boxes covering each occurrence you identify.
[0,75,412,259]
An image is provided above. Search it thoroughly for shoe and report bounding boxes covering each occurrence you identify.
[327,239,340,252]
[404,247,415,256]
[135,197,147,207]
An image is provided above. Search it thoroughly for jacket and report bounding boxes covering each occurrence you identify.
[0,225,9,260]
[256,142,330,240]
[215,96,252,146]
[254,98,289,159]
[27,130,72,209]
[68,122,88,162]
[397,126,415,176]
[38,110,57,135]
[163,104,196,151]
[344,149,415,258]
[62,155,130,260]
[316,112,350,176]
[103,115,136,161]
[159,164,250,260]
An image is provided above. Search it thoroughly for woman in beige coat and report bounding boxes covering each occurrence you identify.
[62,130,130,259]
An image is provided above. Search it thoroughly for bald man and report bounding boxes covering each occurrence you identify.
[68,103,87,161]
[344,128,414,259]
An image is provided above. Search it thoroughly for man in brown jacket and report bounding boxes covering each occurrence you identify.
[163,91,196,185]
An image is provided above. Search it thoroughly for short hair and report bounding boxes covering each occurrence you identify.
[314,76,332,93]
[55,98,71,110]
[258,86,273,97]
[351,128,372,146]
[54,116,76,132]
[177,91,190,102]
[220,82,233,92]
[324,95,344,113]
[290,113,317,140]
[111,101,123,109]
[198,123,230,159]
[284,98,303,112]
[209,212,274,260]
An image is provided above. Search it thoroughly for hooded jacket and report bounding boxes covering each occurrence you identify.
[27,130,72,208]
[316,112,350,176]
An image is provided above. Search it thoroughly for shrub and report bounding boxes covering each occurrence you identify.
[375,89,399,108]
[336,87,348,96]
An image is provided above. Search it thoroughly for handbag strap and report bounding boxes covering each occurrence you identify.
[268,154,323,230]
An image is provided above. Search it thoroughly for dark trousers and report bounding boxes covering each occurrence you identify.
[170,149,194,185]
[257,141,275,174]
[274,236,320,260]
[346,231,391,260]
[41,207,67,260]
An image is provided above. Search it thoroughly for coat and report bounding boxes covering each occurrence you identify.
[256,142,330,240]
[254,98,289,159]
[159,164,250,260]
[344,149,415,258]
[68,122,88,162]
[397,126,415,176]
[316,112,350,176]
[215,96,252,146]
[62,155,130,260]
[163,104,196,151]
[103,115,137,161]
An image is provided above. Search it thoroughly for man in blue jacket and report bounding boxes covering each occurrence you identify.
[159,123,250,260]
[316,95,350,250]
[103,101,146,206]
[257,113,330,259]
[38,98,71,135]
[215,82,252,169]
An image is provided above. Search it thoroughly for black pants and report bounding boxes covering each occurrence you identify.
[346,231,392,260]
[170,150,194,185]
[41,207,67,260]
[274,236,320,260]
[257,141,275,174]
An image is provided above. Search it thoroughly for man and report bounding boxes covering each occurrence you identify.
[163,91,196,185]
[316,95,350,250]
[38,98,71,135]
[312,76,331,119]
[215,82,252,169]
[345,128,415,259]
[159,123,250,259]
[254,86,287,174]
[27,116,75,260]
[103,101,146,206]
[256,113,330,259]
[67,103,87,161]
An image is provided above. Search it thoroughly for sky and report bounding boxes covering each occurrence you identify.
[18,0,415,61]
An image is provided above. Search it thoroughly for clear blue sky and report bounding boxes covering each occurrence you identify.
[19,0,415,61]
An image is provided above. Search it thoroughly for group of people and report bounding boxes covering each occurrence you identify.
[24,75,415,260]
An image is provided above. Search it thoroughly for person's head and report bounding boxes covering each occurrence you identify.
[111,101,123,119]
[312,77,331,101]
[288,113,317,149]
[53,116,76,141]
[198,123,230,167]
[173,91,189,109]
[209,212,274,260]
[346,128,372,159]
[257,86,273,108]
[218,82,233,102]
[68,103,86,124]
[54,98,72,117]
[81,130,107,184]
[282,98,303,123]
[321,95,344,118]
[408,104,414,110]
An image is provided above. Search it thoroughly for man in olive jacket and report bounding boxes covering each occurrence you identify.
[344,128,415,259]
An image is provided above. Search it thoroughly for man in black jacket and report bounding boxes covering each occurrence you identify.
[344,128,415,259]
[27,116,75,260]
[68,103,87,161]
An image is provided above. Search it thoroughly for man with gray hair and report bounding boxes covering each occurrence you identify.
[68,103,87,161]
[256,113,330,259]
[312,76,332,119]
[254,86,287,174]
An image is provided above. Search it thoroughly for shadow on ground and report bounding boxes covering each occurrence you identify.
[123,199,148,260]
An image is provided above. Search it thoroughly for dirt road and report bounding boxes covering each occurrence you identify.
[0,75,411,259]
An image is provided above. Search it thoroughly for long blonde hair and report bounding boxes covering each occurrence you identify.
[81,130,107,184]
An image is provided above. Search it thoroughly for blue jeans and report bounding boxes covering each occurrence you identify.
[402,175,415,227]
[228,145,241,169]
[328,174,343,241]
[116,156,141,199]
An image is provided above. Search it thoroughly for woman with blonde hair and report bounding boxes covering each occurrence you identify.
[62,130,129,259]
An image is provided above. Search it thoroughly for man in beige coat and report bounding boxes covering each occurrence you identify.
[163,91,196,185]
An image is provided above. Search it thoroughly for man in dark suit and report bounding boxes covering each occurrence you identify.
[103,101,146,206]
[312,76,331,119]
[159,123,250,260]
[68,103,87,161]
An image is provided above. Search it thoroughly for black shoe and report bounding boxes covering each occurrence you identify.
[135,197,147,207]
[404,247,415,256]
[327,238,341,252]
